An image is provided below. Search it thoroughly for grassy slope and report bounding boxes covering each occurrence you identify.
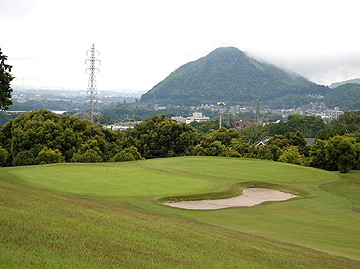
[1,156,360,265]
[132,158,360,260]
[1,179,359,268]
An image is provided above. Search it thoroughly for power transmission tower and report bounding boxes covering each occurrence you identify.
[85,44,100,124]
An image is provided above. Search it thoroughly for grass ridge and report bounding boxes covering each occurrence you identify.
[156,181,307,204]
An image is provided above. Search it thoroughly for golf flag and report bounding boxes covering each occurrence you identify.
[106,167,109,185]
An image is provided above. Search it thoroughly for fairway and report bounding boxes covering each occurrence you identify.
[1,156,360,264]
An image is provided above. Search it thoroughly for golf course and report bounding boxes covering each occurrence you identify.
[1,156,360,268]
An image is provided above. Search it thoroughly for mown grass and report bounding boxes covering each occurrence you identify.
[1,179,359,268]
[1,162,215,197]
[1,156,360,265]
[156,181,306,204]
[320,171,360,213]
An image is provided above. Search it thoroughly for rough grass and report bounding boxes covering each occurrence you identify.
[1,180,359,268]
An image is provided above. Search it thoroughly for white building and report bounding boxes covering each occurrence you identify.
[171,116,187,123]
[171,112,210,124]
[329,107,344,120]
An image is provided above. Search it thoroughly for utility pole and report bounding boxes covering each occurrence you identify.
[255,99,261,125]
[217,102,226,129]
[85,44,100,124]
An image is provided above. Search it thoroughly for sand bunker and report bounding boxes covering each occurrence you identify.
[164,188,298,210]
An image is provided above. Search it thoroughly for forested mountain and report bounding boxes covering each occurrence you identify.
[140,47,329,107]
[330,78,360,88]
[325,83,360,110]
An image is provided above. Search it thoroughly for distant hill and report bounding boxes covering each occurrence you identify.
[325,83,360,111]
[140,47,329,107]
[330,78,360,88]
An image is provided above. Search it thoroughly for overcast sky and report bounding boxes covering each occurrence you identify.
[1,0,360,94]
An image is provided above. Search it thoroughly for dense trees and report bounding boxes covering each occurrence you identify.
[310,136,359,173]
[279,146,307,166]
[325,83,360,111]
[194,128,249,157]
[0,109,358,173]
[111,146,143,162]
[36,147,65,164]
[242,114,325,140]
[0,110,113,166]
[128,114,200,159]
[318,111,360,140]
[0,48,14,110]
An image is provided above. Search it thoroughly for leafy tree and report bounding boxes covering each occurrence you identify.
[250,145,273,160]
[310,136,359,173]
[194,128,248,157]
[265,132,308,161]
[205,127,242,147]
[0,48,14,110]
[286,114,325,138]
[13,150,36,166]
[279,146,307,166]
[0,146,9,166]
[263,114,325,138]
[36,147,65,164]
[239,125,266,145]
[71,149,103,163]
[194,141,230,157]
[338,110,360,126]
[229,138,250,157]
[129,114,200,159]
[309,139,327,169]
[325,136,358,173]
[0,110,112,165]
[318,111,360,140]
[111,146,143,162]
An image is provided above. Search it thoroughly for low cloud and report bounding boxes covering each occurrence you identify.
[248,51,360,86]
[0,0,38,19]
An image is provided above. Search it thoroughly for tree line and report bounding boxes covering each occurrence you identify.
[0,109,359,173]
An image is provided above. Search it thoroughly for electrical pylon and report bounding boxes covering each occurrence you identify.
[85,44,100,124]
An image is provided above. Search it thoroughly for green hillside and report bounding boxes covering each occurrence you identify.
[325,83,360,110]
[140,47,329,107]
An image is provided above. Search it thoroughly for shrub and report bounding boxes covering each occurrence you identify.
[71,149,103,163]
[279,146,306,166]
[111,146,143,162]
[36,147,65,164]
[13,150,36,166]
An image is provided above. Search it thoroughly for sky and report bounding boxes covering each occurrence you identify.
[1,0,360,95]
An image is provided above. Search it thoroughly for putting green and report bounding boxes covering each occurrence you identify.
[2,162,215,197]
[1,157,338,198]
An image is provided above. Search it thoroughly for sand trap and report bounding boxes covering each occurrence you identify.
[164,188,298,210]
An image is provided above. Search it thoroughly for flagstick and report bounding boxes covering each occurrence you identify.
[106,167,108,187]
